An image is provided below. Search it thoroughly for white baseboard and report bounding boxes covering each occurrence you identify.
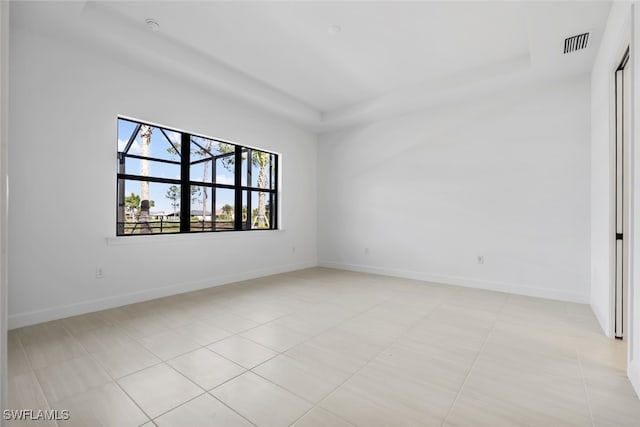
[590,295,613,337]
[8,260,591,328]
[319,261,590,304]
[8,261,317,329]
[629,360,640,399]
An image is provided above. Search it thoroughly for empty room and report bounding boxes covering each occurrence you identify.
[1,0,640,426]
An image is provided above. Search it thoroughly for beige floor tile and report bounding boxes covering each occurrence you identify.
[228,303,289,324]
[372,342,471,393]
[21,333,88,370]
[113,313,173,339]
[364,302,429,324]
[344,364,457,425]
[588,380,640,426]
[502,294,568,317]
[496,308,576,337]
[296,305,352,327]
[138,330,200,360]
[35,356,111,403]
[95,306,132,324]
[8,372,50,410]
[212,372,312,427]
[167,348,245,390]
[477,340,581,381]
[7,417,59,427]
[428,304,497,331]
[72,326,137,354]
[591,403,640,426]
[55,382,148,427]
[172,320,231,346]
[8,330,32,377]
[253,354,350,403]
[319,385,422,427]
[463,367,591,425]
[269,314,334,337]
[200,311,260,334]
[284,340,367,376]
[306,329,386,362]
[292,407,355,427]
[155,304,200,328]
[240,323,310,352]
[7,372,57,427]
[154,394,252,427]
[445,288,508,313]
[394,335,479,367]
[61,313,112,334]
[207,336,277,369]
[405,320,488,352]
[565,301,595,317]
[7,269,640,427]
[577,334,627,372]
[336,316,406,346]
[488,322,577,359]
[444,388,588,427]
[91,342,161,379]
[118,364,203,418]
[16,321,69,345]
[582,362,638,397]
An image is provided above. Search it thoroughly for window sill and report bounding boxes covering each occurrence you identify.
[106,229,286,246]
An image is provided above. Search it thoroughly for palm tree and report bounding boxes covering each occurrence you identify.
[168,140,272,229]
[139,125,152,232]
[252,151,270,228]
[169,138,213,225]
[193,138,213,222]
[218,145,270,228]
[165,185,180,217]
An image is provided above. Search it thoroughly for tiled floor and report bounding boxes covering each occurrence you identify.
[7,267,640,426]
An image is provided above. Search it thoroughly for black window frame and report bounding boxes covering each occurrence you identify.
[116,118,279,236]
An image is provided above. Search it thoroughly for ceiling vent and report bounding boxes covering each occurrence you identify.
[564,32,589,54]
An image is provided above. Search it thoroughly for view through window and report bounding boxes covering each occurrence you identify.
[117,118,278,235]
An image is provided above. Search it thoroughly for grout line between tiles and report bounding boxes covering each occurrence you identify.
[288,284,460,425]
[206,392,259,427]
[8,270,627,427]
[146,390,207,423]
[149,350,255,425]
[205,281,423,424]
[13,334,62,427]
[56,321,156,425]
[8,272,402,426]
[439,291,510,426]
[576,348,596,427]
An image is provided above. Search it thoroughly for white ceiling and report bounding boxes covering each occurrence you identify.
[12,1,613,132]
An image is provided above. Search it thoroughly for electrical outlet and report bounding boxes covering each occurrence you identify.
[96,268,104,279]
[365,247,370,255]
[292,246,296,253]
[477,256,485,265]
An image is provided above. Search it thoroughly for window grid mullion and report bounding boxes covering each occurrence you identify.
[180,133,191,233]
[234,146,242,231]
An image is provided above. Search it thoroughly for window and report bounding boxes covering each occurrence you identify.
[117,118,278,235]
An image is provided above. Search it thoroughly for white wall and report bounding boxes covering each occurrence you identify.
[7,18,317,328]
[629,1,640,399]
[0,0,9,420]
[318,76,591,303]
[590,1,631,338]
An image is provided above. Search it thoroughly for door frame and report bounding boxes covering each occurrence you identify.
[613,46,631,340]
[0,0,8,421]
